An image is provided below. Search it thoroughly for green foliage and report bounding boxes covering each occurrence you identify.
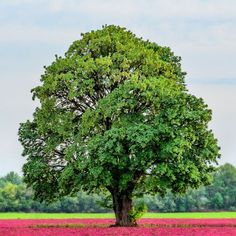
[0,164,236,213]
[128,202,148,223]
[0,172,109,213]
[18,24,219,217]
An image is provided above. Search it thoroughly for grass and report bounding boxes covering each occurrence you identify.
[0,213,114,219]
[1,212,236,219]
[144,212,236,219]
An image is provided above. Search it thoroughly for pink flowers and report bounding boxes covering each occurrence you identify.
[1,219,236,235]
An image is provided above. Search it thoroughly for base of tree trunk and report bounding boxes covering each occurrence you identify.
[109,222,138,227]
[112,192,137,227]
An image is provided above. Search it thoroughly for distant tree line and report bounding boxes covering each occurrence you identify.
[0,163,236,213]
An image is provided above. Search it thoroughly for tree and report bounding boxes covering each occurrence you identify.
[4,172,22,185]
[18,25,220,226]
[206,163,236,210]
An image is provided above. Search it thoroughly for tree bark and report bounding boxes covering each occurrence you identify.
[112,191,137,226]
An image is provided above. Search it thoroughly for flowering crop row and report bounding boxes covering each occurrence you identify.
[1,219,236,235]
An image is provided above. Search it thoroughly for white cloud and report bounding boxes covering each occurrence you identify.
[147,0,236,19]
[0,24,83,44]
[6,0,36,4]
[48,0,142,17]
[4,0,236,21]
[46,0,236,20]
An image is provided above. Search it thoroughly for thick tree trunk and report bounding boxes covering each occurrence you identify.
[112,191,137,226]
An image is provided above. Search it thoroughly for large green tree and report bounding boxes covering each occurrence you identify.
[19,25,220,226]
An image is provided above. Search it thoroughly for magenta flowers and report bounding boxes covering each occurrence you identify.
[1,219,236,235]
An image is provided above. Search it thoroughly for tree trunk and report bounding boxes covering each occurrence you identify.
[112,191,137,227]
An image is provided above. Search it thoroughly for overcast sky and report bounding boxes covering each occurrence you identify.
[0,0,235,176]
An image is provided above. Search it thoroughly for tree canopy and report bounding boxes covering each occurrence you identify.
[19,25,220,226]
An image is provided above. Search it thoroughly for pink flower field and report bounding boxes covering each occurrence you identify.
[1,219,236,236]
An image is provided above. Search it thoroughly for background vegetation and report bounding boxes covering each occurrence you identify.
[0,163,235,213]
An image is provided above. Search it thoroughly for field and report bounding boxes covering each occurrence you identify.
[1,212,236,219]
[1,212,236,235]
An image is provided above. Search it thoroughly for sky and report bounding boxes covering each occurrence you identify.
[0,0,235,176]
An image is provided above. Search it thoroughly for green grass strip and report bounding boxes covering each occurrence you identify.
[0,213,114,219]
[144,212,236,218]
[1,212,236,219]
